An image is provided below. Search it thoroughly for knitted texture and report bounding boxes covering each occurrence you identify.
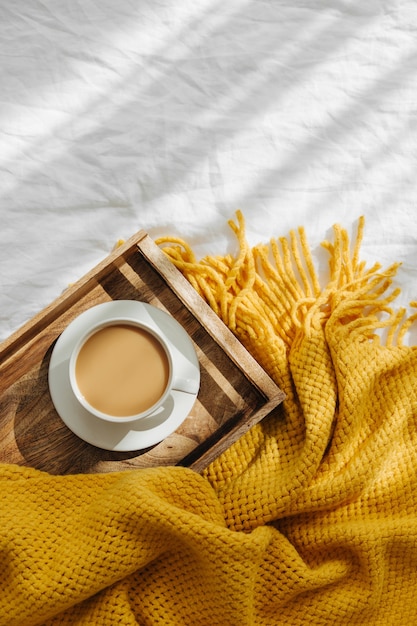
[2,213,417,625]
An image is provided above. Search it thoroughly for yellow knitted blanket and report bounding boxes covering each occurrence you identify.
[2,214,417,625]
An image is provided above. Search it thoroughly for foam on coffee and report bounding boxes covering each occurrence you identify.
[75,323,170,417]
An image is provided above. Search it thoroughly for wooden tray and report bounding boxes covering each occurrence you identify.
[0,231,285,475]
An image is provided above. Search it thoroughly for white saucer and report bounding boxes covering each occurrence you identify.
[48,300,200,451]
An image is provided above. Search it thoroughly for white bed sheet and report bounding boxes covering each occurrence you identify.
[1,0,417,344]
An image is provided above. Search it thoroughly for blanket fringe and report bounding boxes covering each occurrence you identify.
[157,212,416,348]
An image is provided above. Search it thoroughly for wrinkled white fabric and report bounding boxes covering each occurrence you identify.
[1,0,417,343]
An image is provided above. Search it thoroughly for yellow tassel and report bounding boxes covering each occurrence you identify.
[157,212,413,348]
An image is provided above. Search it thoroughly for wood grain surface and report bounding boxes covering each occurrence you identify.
[0,231,284,474]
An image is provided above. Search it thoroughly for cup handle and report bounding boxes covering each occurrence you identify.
[172,376,200,395]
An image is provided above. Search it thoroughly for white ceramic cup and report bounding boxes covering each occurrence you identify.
[69,316,198,423]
